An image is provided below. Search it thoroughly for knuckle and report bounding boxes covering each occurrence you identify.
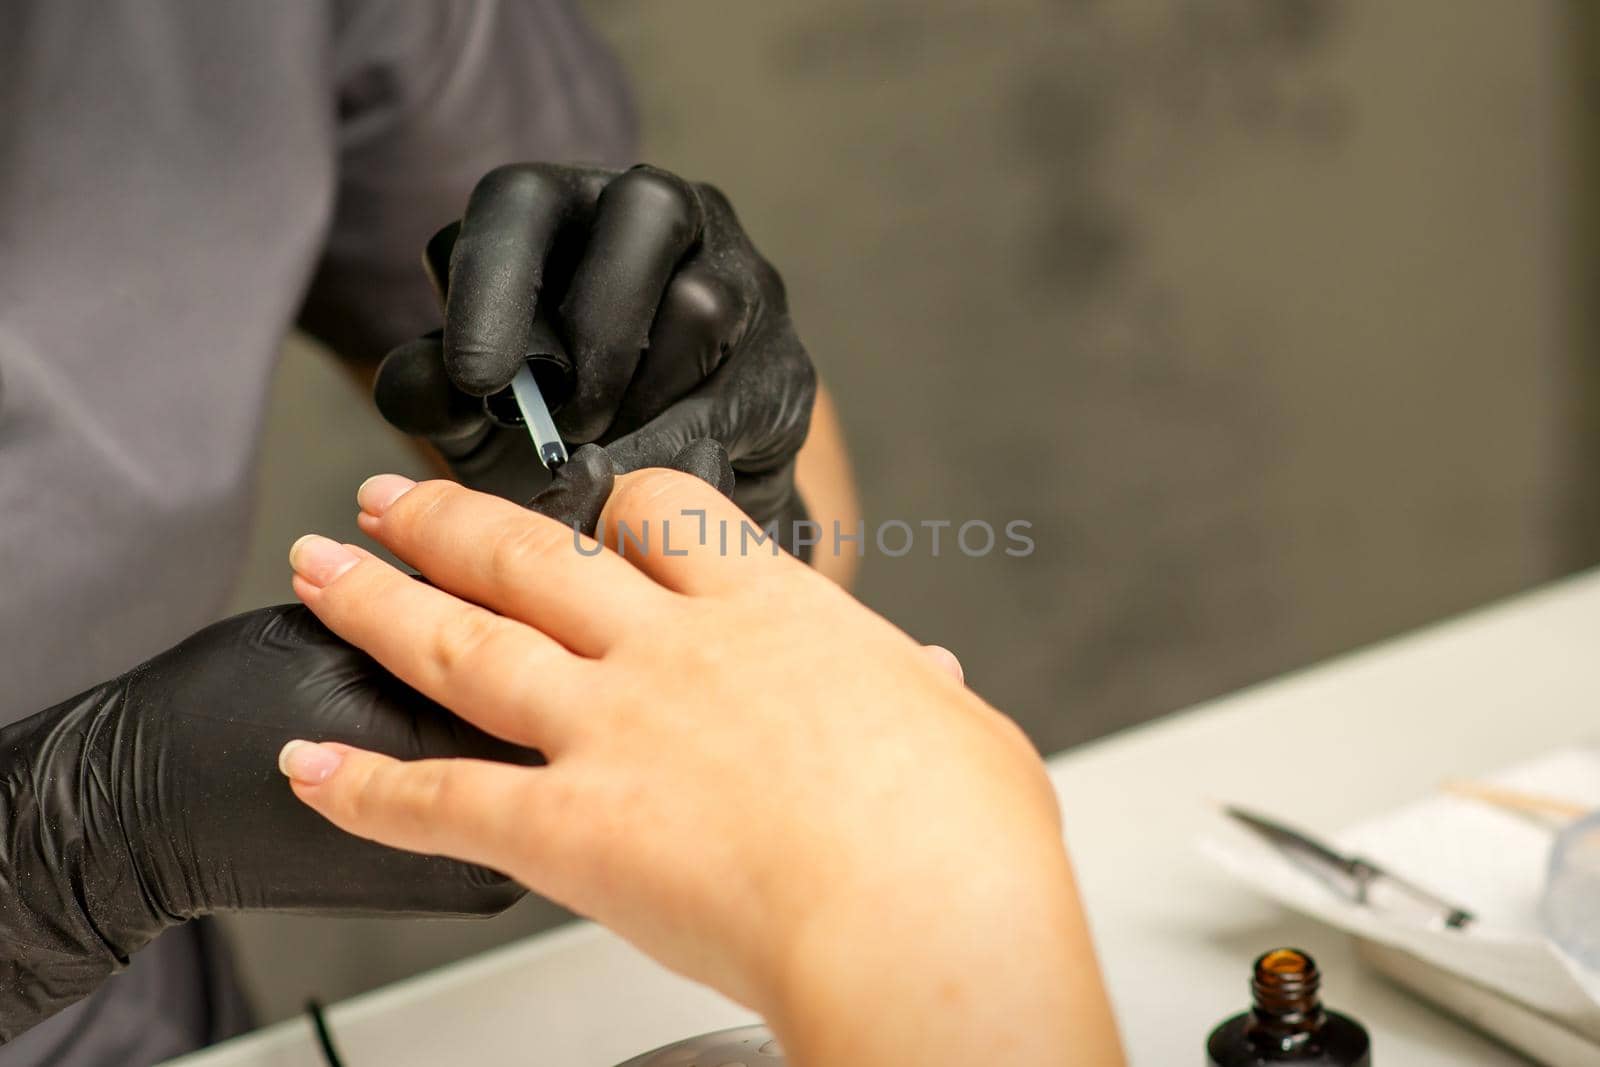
[486,521,565,584]
[415,762,458,818]
[312,558,397,620]
[692,180,734,217]
[751,254,788,305]
[472,162,560,206]
[357,760,447,842]
[388,478,459,529]
[429,606,507,678]
[663,268,745,344]
[607,166,701,238]
[338,759,394,825]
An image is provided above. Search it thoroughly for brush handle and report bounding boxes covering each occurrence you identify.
[1441,779,1589,821]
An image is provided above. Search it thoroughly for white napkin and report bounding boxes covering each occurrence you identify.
[1200,746,1600,1038]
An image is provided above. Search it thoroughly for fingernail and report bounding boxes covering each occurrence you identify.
[923,644,965,684]
[289,534,359,587]
[278,740,344,785]
[357,474,417,517]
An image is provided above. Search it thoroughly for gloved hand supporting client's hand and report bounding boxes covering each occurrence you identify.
[0,603,534,1042]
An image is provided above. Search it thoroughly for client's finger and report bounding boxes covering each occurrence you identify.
[290,535,584,749]
[280,742,549,885]
[600,467,807,596]
[356,477,669,656]
[922,644,964,684]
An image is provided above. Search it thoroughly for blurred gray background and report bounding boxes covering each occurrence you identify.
[221,0,1600,1023]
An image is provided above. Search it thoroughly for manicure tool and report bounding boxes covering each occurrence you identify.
[507,361,569,471]
[1226,805,1476,930]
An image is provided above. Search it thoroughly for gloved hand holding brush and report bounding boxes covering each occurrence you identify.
[372,163,817,550]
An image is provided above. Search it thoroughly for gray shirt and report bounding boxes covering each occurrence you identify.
[0,2,634,1061]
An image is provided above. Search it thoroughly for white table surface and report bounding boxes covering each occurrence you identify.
[167,569,1600,1066]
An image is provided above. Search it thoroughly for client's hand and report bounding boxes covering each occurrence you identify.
[0,605,533,1043]
[281,472,1123,1066]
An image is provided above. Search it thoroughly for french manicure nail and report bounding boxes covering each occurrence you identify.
[357,474,417,517]
[278,740,344,785]
[289,534,359,587]
[923,644,965,684]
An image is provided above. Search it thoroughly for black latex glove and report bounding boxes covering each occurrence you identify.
[0,604,535,1042]
[372,163,816,552]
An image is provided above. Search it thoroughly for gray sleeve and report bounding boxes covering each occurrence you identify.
[298,0,639,366]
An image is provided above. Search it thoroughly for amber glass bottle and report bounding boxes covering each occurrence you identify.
[1206,949,1371,1065]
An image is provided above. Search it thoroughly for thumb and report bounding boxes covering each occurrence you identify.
[527,439,736,539]
[663,438,735,496]
[526,444,616,537]
[601,396,722,476]
[374,334,489,444]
